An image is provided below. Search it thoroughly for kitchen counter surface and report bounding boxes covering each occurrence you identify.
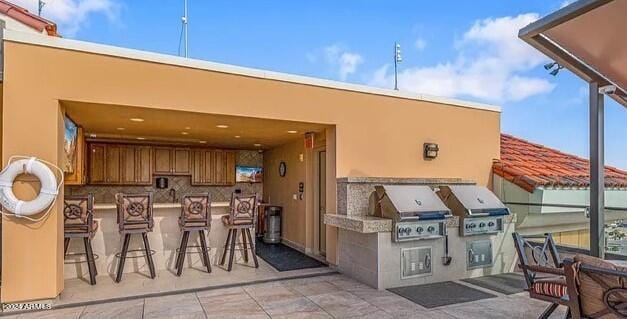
[93,201,231,210]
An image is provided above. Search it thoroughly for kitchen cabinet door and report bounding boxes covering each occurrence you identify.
[136,146,152,184]
[173,148,191,175]
[105,144,121,184]
[225,151,236,185]
[213,150,227,185]
[191,150,204,185]
[202,150,214,184]
[89,143,106,184]
[120,146,137,184]
[153,147,173,175]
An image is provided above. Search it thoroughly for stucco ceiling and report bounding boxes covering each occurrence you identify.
[63,101,330,149]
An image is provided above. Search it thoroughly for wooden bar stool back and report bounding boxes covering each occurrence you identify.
[175,193,212,276]
[114,192,156,282]
[64,194,98,285]
[219,193,259,271]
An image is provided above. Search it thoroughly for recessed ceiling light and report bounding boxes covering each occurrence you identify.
[287,130,298,134]
[234,135,241,138]
[89,134,97,138]
[254,143,262,147]
[130,118,145,122]
[216,124,229,129]
[181,132,189,135]
[199,140,207,144]
[184,126,191,130]
[136,137,146,140]
[116,127,125,131]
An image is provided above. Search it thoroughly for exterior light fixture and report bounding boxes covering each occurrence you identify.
[423,143,439,160]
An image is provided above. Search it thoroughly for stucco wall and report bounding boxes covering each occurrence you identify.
[1,39,500,302]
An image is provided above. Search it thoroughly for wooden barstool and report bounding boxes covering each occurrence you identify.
[114,192,156,282]
[175,193,212,276]
[220,193,259,271]
[64,195,98,285]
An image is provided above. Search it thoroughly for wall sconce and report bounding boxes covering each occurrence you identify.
[424,143,439,160]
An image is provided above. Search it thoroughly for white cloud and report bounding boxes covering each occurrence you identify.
[369,13,555,103]
[12,0,119,36]
[560,0,576,8]
[311,44,363,81]
[414,38,427,51]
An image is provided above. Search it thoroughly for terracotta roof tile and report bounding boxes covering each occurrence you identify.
[493,134,627,192]
[0,0,58,36]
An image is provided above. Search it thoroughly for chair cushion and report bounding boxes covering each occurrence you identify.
[531,277,568,298]
[221,215,253,226]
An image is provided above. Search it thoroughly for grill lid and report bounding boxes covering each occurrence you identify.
[374,185,451,220]
[438,185,509,216]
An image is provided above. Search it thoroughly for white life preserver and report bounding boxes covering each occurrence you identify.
[0,157,58,217]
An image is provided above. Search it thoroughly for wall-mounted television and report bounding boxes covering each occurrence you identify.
[63,115,78,173]
[236,166,263,183]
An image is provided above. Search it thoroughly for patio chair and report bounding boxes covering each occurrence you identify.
[219,193,259,271]
[175,193,212,276]
[564,255,627,319]
[114,192,156,282]
[512,232,570,319]
[63,195,98,285]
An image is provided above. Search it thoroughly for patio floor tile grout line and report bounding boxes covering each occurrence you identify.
[2,271,338,317]
[193,292,207,319]
[241,284,273,318]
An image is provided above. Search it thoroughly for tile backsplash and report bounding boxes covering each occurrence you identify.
[66,150,263,204]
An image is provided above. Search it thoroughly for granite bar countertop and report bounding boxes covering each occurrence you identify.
[337,177,475,185]
[93,201,231,210]
[324,214,393,233]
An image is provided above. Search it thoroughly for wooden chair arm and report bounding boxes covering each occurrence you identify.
[526,264,565,276]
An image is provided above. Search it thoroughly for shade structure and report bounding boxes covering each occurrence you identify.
[519,0,626,258]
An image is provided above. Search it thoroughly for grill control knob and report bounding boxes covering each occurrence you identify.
[479,222,486,228]
[416,227,424,233]
[488,221,495,227]
[466,223,476,229]
[427,226,435,233]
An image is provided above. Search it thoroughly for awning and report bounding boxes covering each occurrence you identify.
[519,0,627,107]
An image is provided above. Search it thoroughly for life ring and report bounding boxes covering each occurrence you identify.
[0,157,58,216]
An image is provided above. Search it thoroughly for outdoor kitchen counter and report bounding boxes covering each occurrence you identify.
[64,201,237,280]
[325,214,465,233]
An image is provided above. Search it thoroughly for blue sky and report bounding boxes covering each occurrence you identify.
[19,0,626,169]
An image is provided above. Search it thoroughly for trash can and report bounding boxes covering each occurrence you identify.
[263,206,282,244]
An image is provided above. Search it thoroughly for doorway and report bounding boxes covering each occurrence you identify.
[317,150,327,256]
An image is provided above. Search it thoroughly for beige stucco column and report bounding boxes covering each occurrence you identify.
[1,88,65,302]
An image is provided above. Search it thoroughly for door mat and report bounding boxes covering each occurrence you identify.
[388,281,496,308]
[462,272,527,295]
[255,238,327,272]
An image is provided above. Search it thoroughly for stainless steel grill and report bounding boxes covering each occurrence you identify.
[372,185,451,242]
[437,185,510,236]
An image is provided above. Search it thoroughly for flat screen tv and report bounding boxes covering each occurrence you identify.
[236,166,263,183]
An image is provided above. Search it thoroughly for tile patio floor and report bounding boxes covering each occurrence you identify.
[5,273,567,319]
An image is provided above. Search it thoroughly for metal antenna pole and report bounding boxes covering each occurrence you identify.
[183,0,189,57]
[38,0,45,16]
[394,42,402,90]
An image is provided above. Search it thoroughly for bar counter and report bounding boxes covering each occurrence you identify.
[64,201,236,280]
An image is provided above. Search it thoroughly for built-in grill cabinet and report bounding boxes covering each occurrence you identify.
[372,185,451,242]
[437,185,510,236]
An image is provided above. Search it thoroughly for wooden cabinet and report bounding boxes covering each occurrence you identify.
[87,143,234,186]
[88,143,152,185]
[191,149,235,186]
[89,144,106,184]
[153,147,190,175]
